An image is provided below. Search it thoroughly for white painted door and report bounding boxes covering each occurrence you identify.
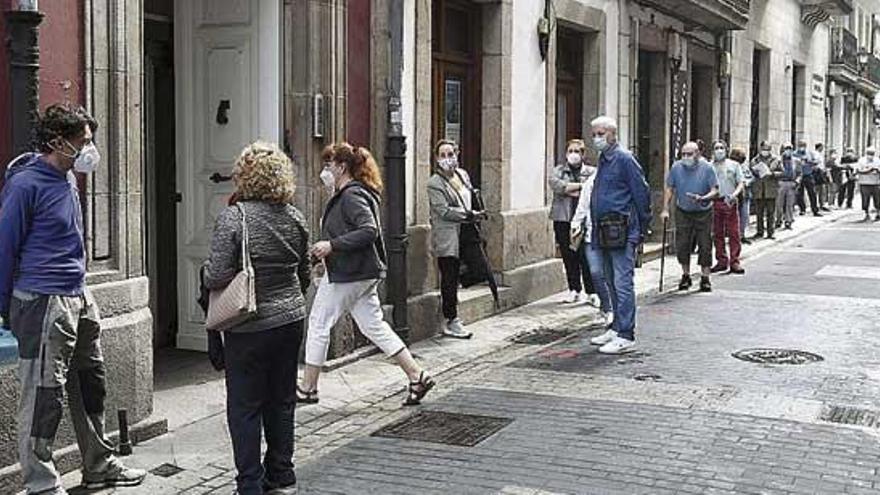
[174,0,281,350]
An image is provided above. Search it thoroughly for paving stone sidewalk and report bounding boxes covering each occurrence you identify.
[56,208,858,494]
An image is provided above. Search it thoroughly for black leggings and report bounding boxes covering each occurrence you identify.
[553,221,594,294]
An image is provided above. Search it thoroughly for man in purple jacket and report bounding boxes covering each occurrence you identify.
[0,104,145,494]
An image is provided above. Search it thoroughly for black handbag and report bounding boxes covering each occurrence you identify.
[597,212,629,249]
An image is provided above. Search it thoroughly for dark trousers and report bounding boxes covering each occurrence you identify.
[754,198,776,237]
[713,201,741,268]
[553,221,594,294]
[838,181,855,208]
[674,208,713,268]
[860,184,880,214]
[225,322,303,495]
[796,176,819,214]
[437,224,486,321]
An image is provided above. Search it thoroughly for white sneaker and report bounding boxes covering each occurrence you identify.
[563,290,580,303]
[590,329,617,346]
[599,336,636,354]
[442,318,473,339]
[586,294,600,307]
[602,311,614,328]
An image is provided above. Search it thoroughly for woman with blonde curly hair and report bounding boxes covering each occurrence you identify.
[203,140,309,495]
[298,142,435,406]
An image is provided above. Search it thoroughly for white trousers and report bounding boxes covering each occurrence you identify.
[304,277,406,367]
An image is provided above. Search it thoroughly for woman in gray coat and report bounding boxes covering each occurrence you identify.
[427,140,487,339]
[203,141,308,495]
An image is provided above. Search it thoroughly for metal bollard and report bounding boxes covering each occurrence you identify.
[117,409,133,456]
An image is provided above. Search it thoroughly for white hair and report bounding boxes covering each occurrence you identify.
[590,116,618,133]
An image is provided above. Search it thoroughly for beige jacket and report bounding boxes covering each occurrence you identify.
[427,169,475,258]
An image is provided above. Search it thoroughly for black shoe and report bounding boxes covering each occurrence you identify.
[699,276,712,292]
[729,265,745,275]
[813,212,822,217]
[800,211,806,216]
[784,222,792,230]
[678,274,693,291]
[875,215,880,222]
[766,234,776,240]
[710,264,728,274]
[820,206,831,212]
[755,232,764,239]
[742,238,752,245]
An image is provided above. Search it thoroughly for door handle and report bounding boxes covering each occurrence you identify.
[216,99,230,125]
[173,192,182,203]
[209,172,232,184]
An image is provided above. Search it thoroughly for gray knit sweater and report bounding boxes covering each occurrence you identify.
[204,201,310,333]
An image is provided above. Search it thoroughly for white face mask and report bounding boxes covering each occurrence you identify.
[319,167,335,191]
[760,150,770,157]
[682,158,696,167]
[714,149,726,161]
[438,157,458,172]
[566,152,582,166]
[73,143,100,174]
[592,136,609,152]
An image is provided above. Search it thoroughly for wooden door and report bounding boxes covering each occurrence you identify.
[432,0,482,184]
[174,0,281,350]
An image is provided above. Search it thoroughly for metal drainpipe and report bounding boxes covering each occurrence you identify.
[5,0,43,154]
[385,0,410,343]
[719,31,733,145]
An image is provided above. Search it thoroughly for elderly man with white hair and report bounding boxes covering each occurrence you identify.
[586,116,652,354]
[856,146,880,222]
[662,141,719,292]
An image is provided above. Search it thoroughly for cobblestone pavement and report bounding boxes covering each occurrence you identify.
[60,209,880,494]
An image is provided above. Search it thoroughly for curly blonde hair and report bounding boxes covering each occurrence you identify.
[232,140,295,203]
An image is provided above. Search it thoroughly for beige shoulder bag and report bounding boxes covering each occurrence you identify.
[206,203,257,331]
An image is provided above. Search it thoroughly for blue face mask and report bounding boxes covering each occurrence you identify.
[783,150,793,158]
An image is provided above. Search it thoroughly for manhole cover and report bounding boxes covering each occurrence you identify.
[820,405,880,427]
[372,410,513,447]
[633,373,661,382]
[149,463,184,478]
[732,348,823,365]
[510,327,575,345]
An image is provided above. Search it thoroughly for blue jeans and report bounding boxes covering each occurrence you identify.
[599,241,638,341]
[584,243,613,313]
[739,196,750,237]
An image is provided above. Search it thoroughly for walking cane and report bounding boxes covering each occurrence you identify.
[659,216,668,292]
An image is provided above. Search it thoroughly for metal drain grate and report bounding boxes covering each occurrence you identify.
[820,405,880,427]
[149,463,184,478]
[510,327,575,345]
[732,348,823,365]
[372,410,513,447]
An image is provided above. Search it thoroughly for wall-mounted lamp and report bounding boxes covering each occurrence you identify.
[537,0,555,61]
[858,50,870,68]
[538,16,551,60]
[784,52,793,71]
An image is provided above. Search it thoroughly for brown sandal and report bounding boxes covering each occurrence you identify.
[404,371,435,406]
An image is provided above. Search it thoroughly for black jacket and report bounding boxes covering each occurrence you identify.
[321,182,387,283]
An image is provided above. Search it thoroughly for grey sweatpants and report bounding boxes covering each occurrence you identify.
[9,289,115,494]
[776,181,797,224]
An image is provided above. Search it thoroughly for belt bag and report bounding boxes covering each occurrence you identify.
[597,212,629,249]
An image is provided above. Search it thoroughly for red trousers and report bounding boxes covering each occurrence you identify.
[713,200,741,267]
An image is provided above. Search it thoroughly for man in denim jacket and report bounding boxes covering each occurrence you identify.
[587,116,652,354]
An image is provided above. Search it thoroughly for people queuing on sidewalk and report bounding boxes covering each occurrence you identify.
[0,104,146,495]
[730,148,754,245]
[570,151,614,327]
[549,139,600,306]
[838,147,858,209]
[775,142,801,231]
[855,147,880,222]
[427,139,490,339]
[298,142,434,407]
[710,141,746,274]
[750,141,779,240]
[662,142,719,293]
[203,141,309,495]
[587,116,652,355]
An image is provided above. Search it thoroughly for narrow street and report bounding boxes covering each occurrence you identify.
[60,210,880,495]
[293,212,880,495]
